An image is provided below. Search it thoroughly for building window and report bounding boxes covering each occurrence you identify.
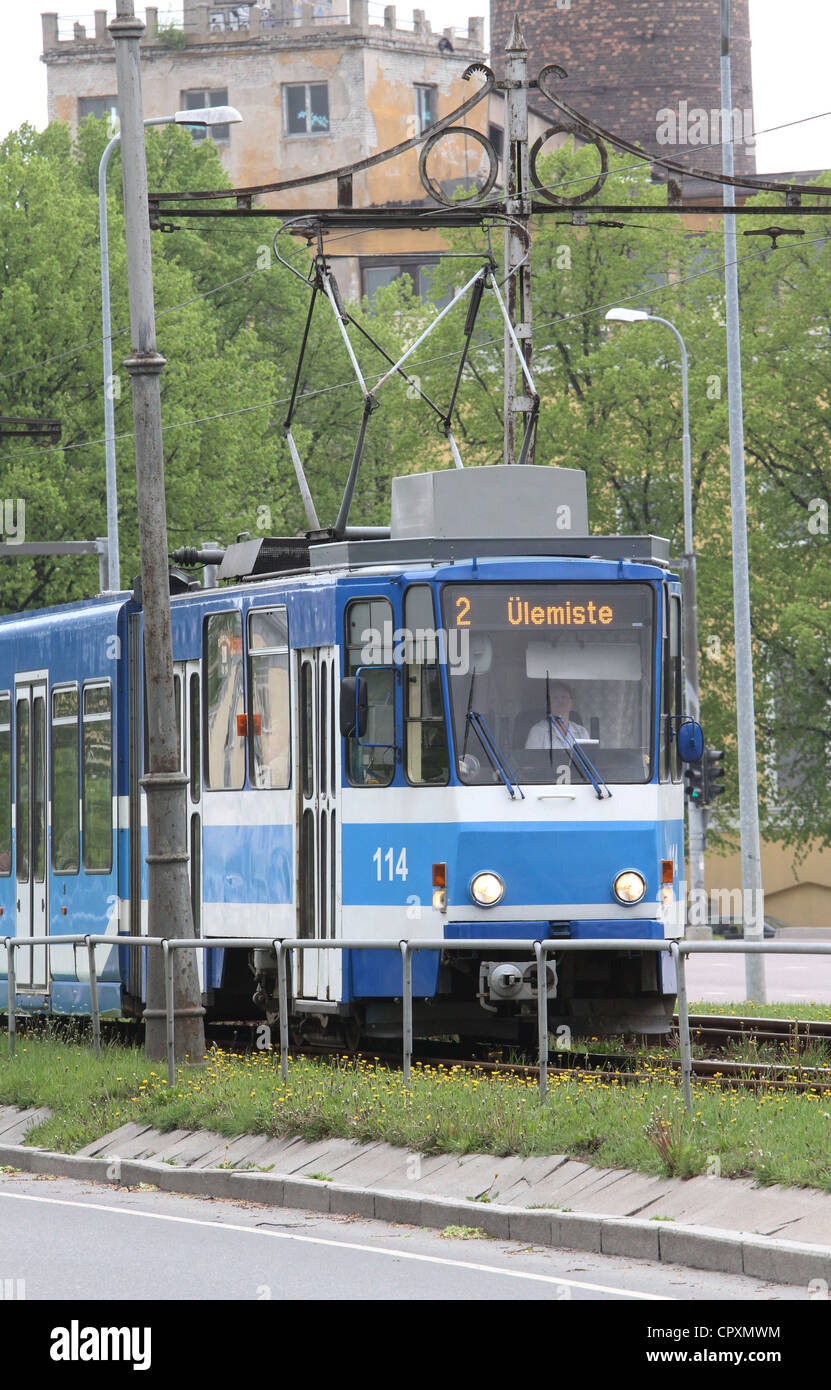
[78,96,119,128]
[210,4,250,32]
[414,84,437,136]
[283,83,330,137]
[179,88,231,141]
[361,258,451,310]
[488,122,504,159]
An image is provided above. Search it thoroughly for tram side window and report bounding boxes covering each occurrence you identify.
[404,585,449,785]
[248,608,290,789]
[669,596,683,782]
[344,598,395,787]
[204,611,246,790]
[82,683,113,874]
[660,593,683,782]
[52,687,80,873]
[0,694,10,875]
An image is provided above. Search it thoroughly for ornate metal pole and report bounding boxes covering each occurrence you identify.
[109,0,206,1061]
[502,17,534,465]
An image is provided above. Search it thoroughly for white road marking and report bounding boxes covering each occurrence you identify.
[0,1188,670,1299]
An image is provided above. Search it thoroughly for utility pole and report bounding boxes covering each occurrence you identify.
[720,0,766,1000]
[503,16,534,466]
[109,0,206,1060]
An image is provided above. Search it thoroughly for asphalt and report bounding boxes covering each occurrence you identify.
[1,1104,830,1288]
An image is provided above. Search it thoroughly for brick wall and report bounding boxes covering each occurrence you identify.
[491,0,755,175]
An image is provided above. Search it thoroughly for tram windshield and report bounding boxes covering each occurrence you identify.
[440,583,655,786]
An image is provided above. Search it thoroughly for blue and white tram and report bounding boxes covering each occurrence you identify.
[0,465,698,1038]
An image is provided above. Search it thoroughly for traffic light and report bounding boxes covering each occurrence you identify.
[702,746,726,804]
[684,761,704,805]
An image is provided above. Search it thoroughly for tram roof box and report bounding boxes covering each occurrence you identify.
[390,466,589,541]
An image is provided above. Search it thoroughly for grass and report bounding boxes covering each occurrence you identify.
[0,1023,830,1192]
[690,1000,831,1022]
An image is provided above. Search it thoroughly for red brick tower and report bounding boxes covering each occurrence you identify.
[491,0,755,175]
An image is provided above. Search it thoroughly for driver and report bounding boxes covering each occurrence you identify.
[525,681,590,749]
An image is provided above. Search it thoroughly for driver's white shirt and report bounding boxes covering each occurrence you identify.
[525,718,590,750]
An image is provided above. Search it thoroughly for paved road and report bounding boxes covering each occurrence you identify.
[0,1171,806,1301]
[686,947,831,1005]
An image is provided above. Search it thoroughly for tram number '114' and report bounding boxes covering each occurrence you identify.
[373,847,409,882]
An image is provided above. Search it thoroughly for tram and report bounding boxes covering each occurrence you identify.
[0,464,700,1039]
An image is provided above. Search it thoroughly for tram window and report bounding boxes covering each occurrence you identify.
[404,585,449,786]
[660,592,683,783]
[248,608,290,789]
[15,698,29,882]
[669,595,683,782]
[344,597,395,788]
[189,672,201,803]
[301,660,313,800]
[32,696,46,884]
[0,694,10,874]
[174,673,183,772]
[82,682,113,874]
[204,611,245,790]
[51,686,80,873]
[319,666,328,798]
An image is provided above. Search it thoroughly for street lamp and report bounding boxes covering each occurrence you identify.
[99,106,242,591]
[605,306,705,908]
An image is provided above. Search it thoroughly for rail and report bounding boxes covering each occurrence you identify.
[2,933,831,1112]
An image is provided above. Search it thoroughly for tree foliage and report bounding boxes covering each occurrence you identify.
[0,127,828,847]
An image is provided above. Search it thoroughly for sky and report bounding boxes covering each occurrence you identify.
[1,0,829,172]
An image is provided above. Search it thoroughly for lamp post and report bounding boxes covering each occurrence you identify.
[99,106,242,592]
[605,307,706,910]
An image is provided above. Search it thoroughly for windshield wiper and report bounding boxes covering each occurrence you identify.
[467,710,524,800]
[549,715,612,800]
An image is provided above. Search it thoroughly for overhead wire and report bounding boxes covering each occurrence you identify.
[3,104,830,389]
[3,230,829,468]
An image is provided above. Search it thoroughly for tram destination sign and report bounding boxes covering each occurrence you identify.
[443,583,652,633]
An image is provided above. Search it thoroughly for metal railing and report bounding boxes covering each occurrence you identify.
[3,933,831,1113]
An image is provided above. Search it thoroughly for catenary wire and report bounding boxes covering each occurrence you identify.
[2,232,829,467]
[2,106,830,390]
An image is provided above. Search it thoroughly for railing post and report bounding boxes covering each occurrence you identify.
[5,940,14,1059]
[671,942,693,1114]
[163,941,176,1087]
[275,939,290,1084]
[535,940,548,1100]
[85,936,102,1060]
[400,941,413,1086]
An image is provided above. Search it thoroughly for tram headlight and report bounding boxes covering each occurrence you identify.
[613,869,647,905]
[470,871,504,907]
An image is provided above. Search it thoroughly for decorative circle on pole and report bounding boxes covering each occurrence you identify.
[418,127,499,206]
[529,124,609,205]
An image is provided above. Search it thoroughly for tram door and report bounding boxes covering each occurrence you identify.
[174,661,205,986]
[14,676,48,991]
[297,648,338,1000]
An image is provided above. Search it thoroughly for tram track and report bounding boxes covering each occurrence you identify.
[281,1041,831,1096]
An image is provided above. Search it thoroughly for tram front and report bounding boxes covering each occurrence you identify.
[339,466,695,1041]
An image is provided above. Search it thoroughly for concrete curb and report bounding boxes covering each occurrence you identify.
[2,1141,830,1287]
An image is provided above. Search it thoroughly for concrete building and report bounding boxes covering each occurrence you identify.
[490,0,756,178]
[42,2,493,299]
